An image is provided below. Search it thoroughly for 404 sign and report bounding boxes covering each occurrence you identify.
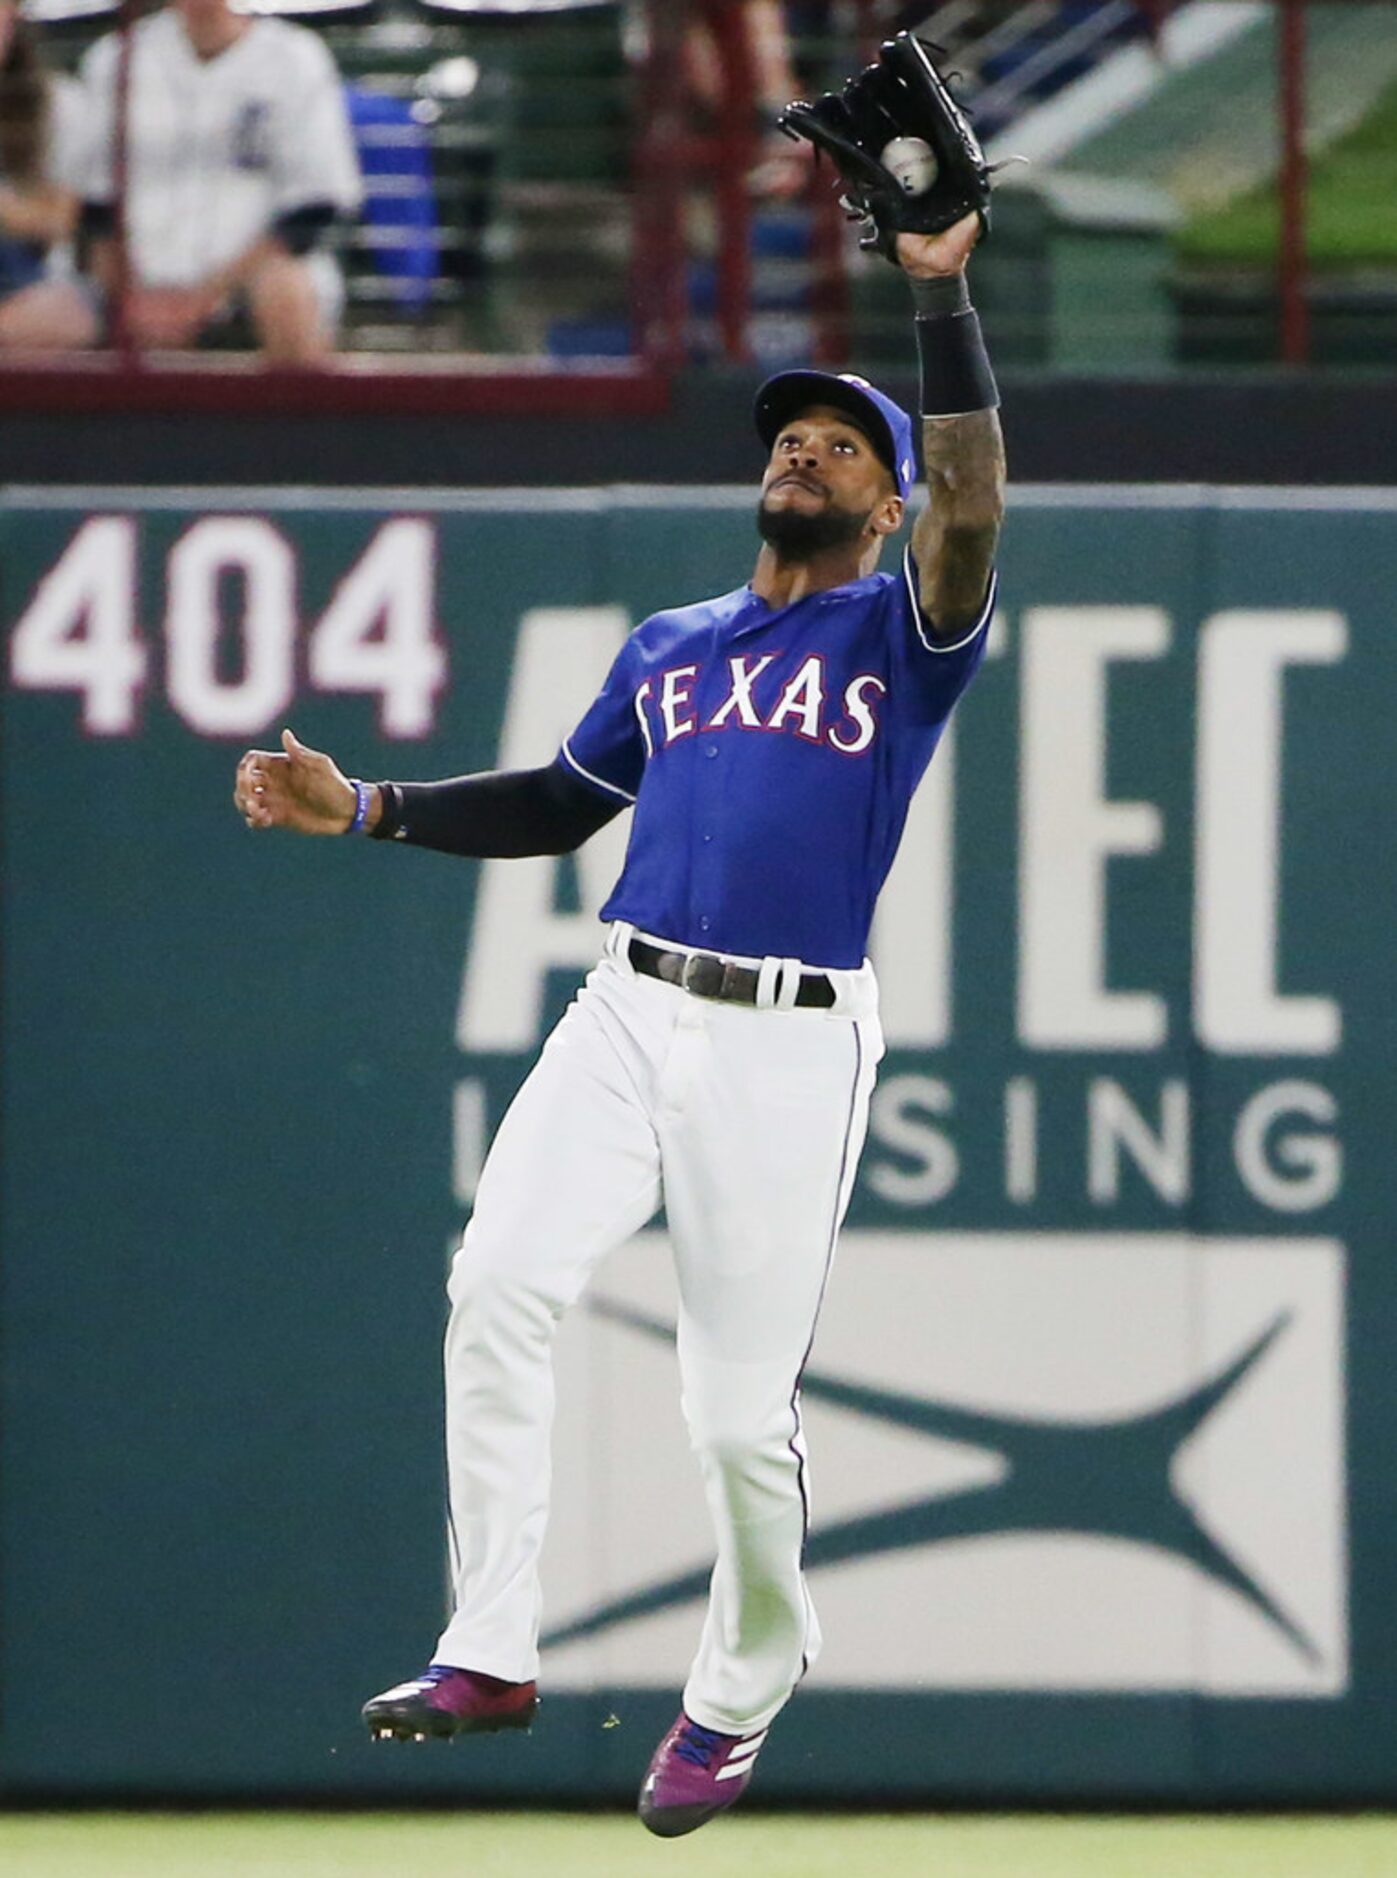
[7,514,445,738]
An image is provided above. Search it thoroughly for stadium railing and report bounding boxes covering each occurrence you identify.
[2,0,1390,413]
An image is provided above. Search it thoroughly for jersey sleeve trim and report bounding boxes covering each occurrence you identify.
[902,545,997,654]
[559,739,637,804]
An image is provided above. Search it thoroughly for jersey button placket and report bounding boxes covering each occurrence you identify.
[691,737,723,945]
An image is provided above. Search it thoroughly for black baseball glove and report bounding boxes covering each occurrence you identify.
[779,32,992,262]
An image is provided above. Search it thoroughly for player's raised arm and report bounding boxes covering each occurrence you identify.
[898,216,1006,638]
[777,32,1005,641]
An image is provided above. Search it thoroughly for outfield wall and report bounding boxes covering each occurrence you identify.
[4,376,1397,488]
[2,486,1394,1802]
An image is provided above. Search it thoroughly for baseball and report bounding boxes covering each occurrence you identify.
[881,135,939,196]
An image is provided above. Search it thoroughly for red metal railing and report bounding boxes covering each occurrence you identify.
[631,0,853,369]
[2,0,1322,402]
[1277,0,1310,365]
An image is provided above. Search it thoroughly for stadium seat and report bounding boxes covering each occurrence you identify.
[345,83,441,316]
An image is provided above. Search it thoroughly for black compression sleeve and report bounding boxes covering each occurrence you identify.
[910,272,999,417]
[368,762,623,857]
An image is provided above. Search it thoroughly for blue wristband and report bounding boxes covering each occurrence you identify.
[347,780,373,834]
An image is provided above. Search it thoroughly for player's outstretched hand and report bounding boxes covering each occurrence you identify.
[233,727,357,835]
[895,211,982,280]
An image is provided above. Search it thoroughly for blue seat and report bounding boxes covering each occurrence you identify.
[345,84,440,316]
[0,235,47,302]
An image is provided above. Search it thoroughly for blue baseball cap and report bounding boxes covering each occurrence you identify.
[754,370,917,499]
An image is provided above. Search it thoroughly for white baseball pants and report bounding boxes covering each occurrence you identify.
[433,924,882,1735]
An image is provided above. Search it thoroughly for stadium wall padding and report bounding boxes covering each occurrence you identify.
[3,372,1397,488]
[2,485,1394,1803]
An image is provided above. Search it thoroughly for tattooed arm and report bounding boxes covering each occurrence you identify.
[910,408,1005,637]
[896,218,1006,640]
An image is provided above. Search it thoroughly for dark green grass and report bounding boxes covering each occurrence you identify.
[1178,81,1397,267]
[2,1812,1397,1878]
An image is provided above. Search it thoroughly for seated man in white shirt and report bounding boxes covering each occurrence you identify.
[6,0,362,360]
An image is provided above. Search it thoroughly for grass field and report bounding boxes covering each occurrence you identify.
[2,1812,1396,1878]
[1179,80,1397,267]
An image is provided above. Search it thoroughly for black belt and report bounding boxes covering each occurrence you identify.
[628,937,836,1009]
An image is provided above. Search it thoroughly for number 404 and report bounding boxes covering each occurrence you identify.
[8,514,446,737]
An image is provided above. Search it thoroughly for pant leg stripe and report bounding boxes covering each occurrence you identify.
[788,1019,865,1680]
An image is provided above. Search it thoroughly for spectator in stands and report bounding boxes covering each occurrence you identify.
[0,0,92,349]
[684,0,812,200]
[12,0,362,360]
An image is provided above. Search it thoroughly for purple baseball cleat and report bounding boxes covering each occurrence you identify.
[638,1710,770,1837]
[362,1664,538,1741]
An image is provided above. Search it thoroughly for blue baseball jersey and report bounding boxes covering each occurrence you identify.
[558,545,995,970]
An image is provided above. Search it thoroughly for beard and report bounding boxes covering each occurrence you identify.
[756,490,872,560]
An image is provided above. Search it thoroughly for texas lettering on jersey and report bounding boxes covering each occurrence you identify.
[561,547,996,968]
[639,655,887,758]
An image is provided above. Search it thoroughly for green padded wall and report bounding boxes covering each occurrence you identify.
[2,486,1393,1802]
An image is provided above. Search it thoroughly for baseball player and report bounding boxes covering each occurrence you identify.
[59,0,360,358]
[234,209,1002,1833]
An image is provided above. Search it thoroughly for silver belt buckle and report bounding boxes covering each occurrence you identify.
[680,951,727,999]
